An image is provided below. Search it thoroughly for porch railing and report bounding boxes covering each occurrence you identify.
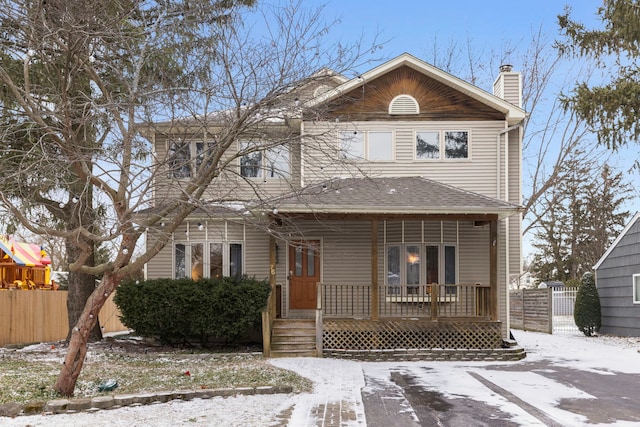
[321,283,491,319]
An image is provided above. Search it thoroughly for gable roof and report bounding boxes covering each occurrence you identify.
[0,236,51,268]
[307,53,526,125]
[594,211,640,270]
[272,177,522,219]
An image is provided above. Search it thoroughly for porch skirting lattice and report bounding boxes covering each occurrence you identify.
[323,319,503,351]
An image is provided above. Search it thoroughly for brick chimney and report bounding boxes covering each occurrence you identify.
[493,64,522,108]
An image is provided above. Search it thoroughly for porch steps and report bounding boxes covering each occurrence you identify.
[270,319,317,357]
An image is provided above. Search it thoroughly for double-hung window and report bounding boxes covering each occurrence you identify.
[340,131,393,161]
[386,243,457,296]
[634,274,640,304]
[168,140,215,178]
[240,141,290,179]
[174,242,243,280]
[416,130,469,160]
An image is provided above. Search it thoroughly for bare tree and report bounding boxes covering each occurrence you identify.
[0,0,377,396]
[424,27,602,238]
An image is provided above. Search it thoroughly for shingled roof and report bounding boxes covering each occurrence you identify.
[272,177,521,218]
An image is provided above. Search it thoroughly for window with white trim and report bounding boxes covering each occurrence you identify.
[445,131,468,159]
[168,140,215,178]
[634,274,640,304]
[340,131,393,161]
[174,242,243,279]
[415,130,469,160]
[386,243,457,295]
[416,131,439,159]
[240,141,290,179]
[368,131,394,161]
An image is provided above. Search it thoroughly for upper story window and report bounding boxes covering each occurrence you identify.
[389,95,419,115]
[240,141,290,179]
[445,131,468,159]
[416,131,440,159]
[340,131,393,161]
[416,130,469,160]
[168,140,214,178]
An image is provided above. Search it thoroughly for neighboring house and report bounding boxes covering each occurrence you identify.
[594,212,640,337]
[538,281,565,289]
[144,53,526,356]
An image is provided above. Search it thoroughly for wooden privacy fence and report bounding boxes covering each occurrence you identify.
[509,288,552,334]
[0,290,127,346]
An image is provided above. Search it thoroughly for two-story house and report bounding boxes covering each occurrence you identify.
[144,53,526,359]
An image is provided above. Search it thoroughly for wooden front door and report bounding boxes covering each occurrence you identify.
[289,240,320,310]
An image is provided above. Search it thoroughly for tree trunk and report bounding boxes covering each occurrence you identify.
[65,165,102,342]
[65,237,103,342]
[54,273,119,396]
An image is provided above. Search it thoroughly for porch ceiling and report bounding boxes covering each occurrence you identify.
[271,177,521,220]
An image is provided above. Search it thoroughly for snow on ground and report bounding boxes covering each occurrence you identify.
[4,331,640,426]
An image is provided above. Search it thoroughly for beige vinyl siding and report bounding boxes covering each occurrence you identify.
[508,216,522,283]
[152,132,302,203]
[145,220,276,281]
[507,127,522,279]
[303,121,505,199]
[458,224,490,284]
[498,221,508,335]
[279,219,492,286]
[280,220,371,284]
[501,73,522,108]
[394,129,414,162]
[507,127,521,204]
[493,72,522,108]
[493,78,504,102]
[424,221,441,242]
[244,225,272,281]
[145,229,173,279]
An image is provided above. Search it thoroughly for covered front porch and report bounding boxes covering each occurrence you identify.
[261,177,521,358]
[262,215,506,356]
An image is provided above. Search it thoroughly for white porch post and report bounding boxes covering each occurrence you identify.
[490,219,498,320]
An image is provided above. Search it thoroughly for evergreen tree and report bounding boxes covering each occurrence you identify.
[574,272,601,337]
[531,150,631,282]
[558,1,640,152]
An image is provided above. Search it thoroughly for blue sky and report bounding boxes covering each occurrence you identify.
[322,0,603,66]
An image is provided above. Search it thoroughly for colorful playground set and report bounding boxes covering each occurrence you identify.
[0,235,55,290]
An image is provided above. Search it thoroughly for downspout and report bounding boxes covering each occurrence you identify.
[300,121,305,187]
[499,123,520,332]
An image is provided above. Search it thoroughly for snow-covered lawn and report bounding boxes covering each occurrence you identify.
[3,330,640,426]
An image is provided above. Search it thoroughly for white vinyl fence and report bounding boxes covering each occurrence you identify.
[552,288,580,335]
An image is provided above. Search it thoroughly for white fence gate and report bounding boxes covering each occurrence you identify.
[552,288,580,335]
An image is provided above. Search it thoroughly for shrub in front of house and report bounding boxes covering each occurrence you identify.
[114,276,271,346]
[573,272,601,337]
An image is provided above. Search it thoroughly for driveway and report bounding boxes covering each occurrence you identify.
[360,360,640,426]
[272,330,640,426]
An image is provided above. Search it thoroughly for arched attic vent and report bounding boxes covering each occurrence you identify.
[313,84,331,97]
[389,94,419,115]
